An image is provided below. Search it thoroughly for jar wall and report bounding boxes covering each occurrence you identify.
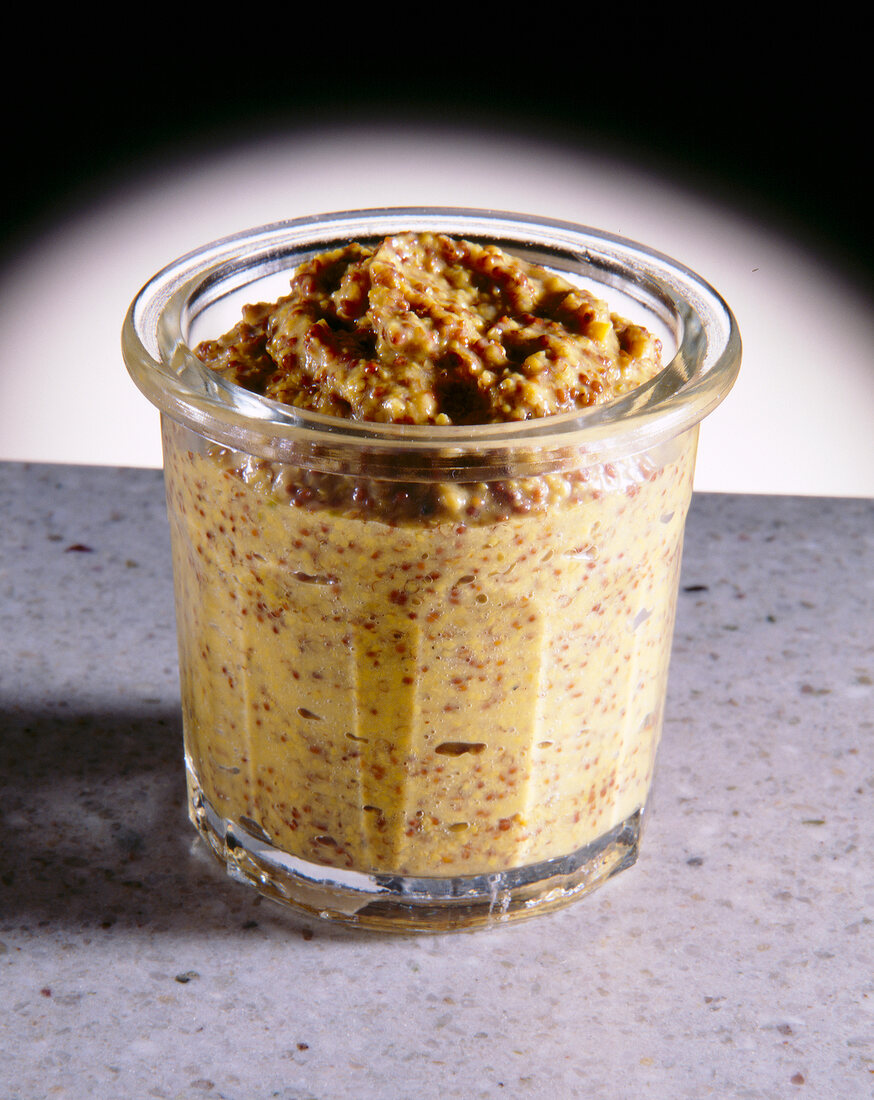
[162,414,698,895]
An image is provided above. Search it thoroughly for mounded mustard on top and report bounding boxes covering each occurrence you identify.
[193,231,663,424]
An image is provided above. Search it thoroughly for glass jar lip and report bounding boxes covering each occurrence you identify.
[122,206,741,476]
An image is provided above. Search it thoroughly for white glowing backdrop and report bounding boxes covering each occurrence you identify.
[1,123,872,496]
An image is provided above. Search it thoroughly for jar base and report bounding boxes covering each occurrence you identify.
[188,775,643,932]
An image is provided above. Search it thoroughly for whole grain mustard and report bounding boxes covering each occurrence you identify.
[166,233,694,877]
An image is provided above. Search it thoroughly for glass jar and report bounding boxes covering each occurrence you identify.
[123,208,740,931]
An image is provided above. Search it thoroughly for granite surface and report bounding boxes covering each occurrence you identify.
[0,461,872,1099]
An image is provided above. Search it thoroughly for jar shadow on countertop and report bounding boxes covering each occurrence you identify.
[0,461,379,942]
[0,700,381,942]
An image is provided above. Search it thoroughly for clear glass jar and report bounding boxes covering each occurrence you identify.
[123,208,740,931]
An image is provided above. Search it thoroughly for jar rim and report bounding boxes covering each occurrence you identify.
[122,207,741,477]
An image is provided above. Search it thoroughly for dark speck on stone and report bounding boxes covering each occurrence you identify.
[682,584,708,592]
[113,826,144,858]
[175,971,200,984]
[686,856,704,866]
[64,543,93,552]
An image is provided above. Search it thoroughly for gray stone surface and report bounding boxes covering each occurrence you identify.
[1,462,872,1099]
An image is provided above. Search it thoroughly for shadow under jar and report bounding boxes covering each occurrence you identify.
[123,208,740,931]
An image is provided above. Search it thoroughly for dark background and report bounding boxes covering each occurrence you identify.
[2,29,867,292]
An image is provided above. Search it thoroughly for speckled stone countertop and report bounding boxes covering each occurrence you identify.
[1,462,872,1100]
